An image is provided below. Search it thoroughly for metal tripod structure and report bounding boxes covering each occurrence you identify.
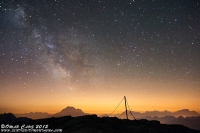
[109,96,136,120]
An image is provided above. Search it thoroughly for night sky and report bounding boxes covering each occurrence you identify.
[0,0,200,114]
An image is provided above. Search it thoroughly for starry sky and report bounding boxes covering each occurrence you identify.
[0,0,200,114]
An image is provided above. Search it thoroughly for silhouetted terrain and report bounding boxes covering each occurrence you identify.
[173,109,200,117]
[16,107,199,120]
[142,116,200,130]
[109,109,200,119]
[15,112,51,119]
[165,116,200,131]
[102,109,200,130]
[0,113,31,122]
[12,107,200,130]
[53,106,87,117]
[15,106,87,119]
[1,114,199,133]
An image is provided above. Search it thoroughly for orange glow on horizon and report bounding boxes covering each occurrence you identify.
[1,80,200,115]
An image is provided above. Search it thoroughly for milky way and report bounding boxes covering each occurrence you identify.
[0,0,200,114]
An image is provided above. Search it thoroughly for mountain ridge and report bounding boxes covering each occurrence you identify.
[15,107,200,120]
[1,114,199,133]
[15,106,88,119]
[102,109,200,118]
[2,106,200,131]
[53,106,87,117]
[0,113,31,122]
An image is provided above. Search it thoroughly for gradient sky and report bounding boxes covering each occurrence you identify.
[0,0,200,114]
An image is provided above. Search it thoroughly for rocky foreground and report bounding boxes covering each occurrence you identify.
[1,114,200,133]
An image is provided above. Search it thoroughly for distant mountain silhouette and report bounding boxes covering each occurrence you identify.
[0,113,31,121]
[15,106,87,119]
[15,112,51,119]
[15,108,200,120]
[173,109,200,117]
[107,109,200,119]
[144,110,172,117]
[139,116,200,130]
[53,106,87,117]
